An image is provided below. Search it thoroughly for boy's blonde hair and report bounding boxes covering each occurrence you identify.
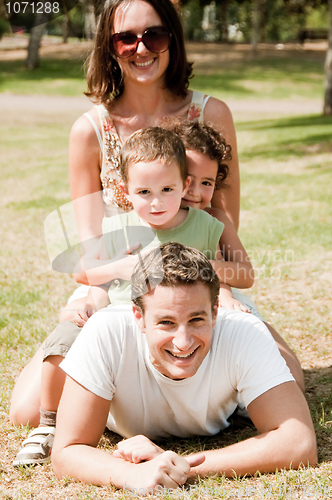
[120,127,188,185]
[161,118,231,189]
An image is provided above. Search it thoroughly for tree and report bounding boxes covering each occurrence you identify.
[323,0,332,115]
[25,10,50,69]
[251,0,260,51]
[61,1,72,43]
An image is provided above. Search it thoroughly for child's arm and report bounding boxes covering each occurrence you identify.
[74,236,141,286]
[206,207,254,289]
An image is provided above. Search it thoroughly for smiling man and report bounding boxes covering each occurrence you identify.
[52,242,317,493]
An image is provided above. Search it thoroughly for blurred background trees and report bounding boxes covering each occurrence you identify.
[1,0,331,113]
[1,0,329,45]
[180,0,329,44]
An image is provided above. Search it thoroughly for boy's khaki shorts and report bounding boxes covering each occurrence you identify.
[42,321,82,361]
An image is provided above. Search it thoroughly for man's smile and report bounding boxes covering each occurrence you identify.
[166,346,199,359]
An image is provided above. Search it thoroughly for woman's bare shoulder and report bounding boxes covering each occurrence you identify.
[70,107,102,144]
[204,97,234,127]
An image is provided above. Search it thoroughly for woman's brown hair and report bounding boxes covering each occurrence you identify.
[85,0,193,105]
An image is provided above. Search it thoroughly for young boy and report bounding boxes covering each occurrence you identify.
[13,125,253,467]
[74,126,253,314]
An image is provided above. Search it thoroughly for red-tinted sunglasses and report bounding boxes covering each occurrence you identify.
[111,26,172,59]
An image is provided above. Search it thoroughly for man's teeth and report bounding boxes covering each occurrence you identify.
[170,351,194,358]
[135,60,153,67]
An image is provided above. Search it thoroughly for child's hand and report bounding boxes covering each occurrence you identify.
[113,435,165,463]
[72,302,96,327]
[219,295,251,314]
[115,245,158,282]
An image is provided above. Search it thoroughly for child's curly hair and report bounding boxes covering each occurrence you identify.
[161,117,231,189]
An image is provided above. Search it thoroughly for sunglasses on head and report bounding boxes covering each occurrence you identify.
[111,26,172,59]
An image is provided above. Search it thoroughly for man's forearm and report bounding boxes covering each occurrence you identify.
[52,444,197,492]
[52,444,130,487]
[188,425,317,479]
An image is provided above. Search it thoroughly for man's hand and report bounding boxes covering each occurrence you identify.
[113,435,164,463]
[121,451,205,495]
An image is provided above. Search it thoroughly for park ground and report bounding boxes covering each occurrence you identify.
[0,37,332,499]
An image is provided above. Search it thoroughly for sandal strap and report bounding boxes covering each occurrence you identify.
[22,434,53,447]
[26,426,56,438]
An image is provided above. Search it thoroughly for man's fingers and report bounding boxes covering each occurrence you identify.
[186,453,205,468]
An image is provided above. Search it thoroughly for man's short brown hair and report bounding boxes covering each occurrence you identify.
[131,242,220,314]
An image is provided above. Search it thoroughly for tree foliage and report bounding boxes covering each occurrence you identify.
[181,0,329,42]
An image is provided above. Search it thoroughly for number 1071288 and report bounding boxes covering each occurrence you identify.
[5,2,60,15]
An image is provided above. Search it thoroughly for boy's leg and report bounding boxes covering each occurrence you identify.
[264,322,305,393]
[40,356,66,415]
[40,321,82,413]
[9,346,43,428]
[13,321,82,467]
[10,297,88,427]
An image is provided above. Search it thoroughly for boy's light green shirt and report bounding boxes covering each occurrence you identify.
[102,207,224,306]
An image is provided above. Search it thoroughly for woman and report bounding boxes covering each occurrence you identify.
[10,0,302,432]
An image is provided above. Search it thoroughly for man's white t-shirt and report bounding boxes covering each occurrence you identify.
[61,308,294,440]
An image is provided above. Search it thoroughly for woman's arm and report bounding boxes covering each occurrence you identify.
[207,207,254,289]
[204,98,240,231]
[69,111,105,252]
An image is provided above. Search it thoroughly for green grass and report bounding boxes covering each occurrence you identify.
[0,42,325,100]
[236,113,332,258]
[193,56,325,101]
[0,41,332,499]
[0,58,86,95]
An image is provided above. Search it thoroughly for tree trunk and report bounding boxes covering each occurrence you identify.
[25,11,50,69]
[251,0,260,53]
[323,0,332,115]
[220,0,229,42]
[259,0,266,43]
[62,2,72,44]
[84,1,96,40]
[62,15,70,43]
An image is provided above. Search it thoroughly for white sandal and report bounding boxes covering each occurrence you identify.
[13,426,56,467]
